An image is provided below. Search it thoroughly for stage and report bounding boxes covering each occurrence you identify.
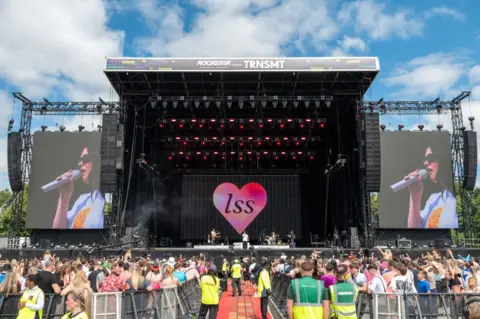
[3,247,478,261]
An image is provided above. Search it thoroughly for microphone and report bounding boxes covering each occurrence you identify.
[41,170,81,193]
[390,169,429,192]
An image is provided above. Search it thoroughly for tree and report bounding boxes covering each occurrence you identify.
[0,186,30,237]
[370,193,378,216]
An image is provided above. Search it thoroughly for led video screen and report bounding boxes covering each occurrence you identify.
[181,175,301,240]
[27,132,104,229]
[378,131,457,229]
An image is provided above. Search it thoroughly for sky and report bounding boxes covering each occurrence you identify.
[0,0,479,189]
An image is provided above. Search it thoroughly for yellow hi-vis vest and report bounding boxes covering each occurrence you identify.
[329,282,358,319]
[257,269,271,296]
[61,311,89,319]
[200,275,220,305]
[231,264,242,279]
[291,277,325,319]
[222,262,230,273]
[17,287,44,319]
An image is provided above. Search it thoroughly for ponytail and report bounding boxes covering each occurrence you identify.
[69,288,92,319]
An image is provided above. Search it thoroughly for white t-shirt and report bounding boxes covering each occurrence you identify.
[421,190,457,228]
[349,272,368,287]
[370,275,388,293]
[242,233,249,242]
[67,190,105,229]
[389,275,417,294]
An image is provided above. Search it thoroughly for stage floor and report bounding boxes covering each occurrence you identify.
[4,247,479,260]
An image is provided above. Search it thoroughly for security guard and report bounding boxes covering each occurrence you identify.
[230,259,243,297]
[286,260,329,319]
[199,263,220,319]
[17,274,44,319]
[327,264,358,319]
[221,258,230,277]
[61,288,91,319]
[257,258,272,319]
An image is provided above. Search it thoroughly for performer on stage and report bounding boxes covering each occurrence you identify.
[287,230,296,248]
[333,228,339,247]
[210,229,219,245]
[242,231,249,249]
[267,232,277,245]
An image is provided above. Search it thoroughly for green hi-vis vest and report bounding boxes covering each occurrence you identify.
[291,277,325,319]
[329,282,358,319]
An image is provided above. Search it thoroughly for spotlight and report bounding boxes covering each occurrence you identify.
[398,124,404,131]
[92,242,97,248]
[78,242,83,248]
[387,242,392,248]
[380,124,386,131]
[64,242,69,248]
[59,125,66,132]
[8,119,14,131]
[97,125,102,132]
[437,124,443,131]
[469,116,475,130]
[21,242,27,248]
[428,242,434,249]
[41,125,47,132]
[78,125,85,132]
[413,242,418,248]
[34,243,40,248]
[417,124,424,131]
[50,242,55,248]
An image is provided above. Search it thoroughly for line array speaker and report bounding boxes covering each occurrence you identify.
[364,113,381,192]
[463,130,477,190]
[100,114,124,193]
[7,132,23,192]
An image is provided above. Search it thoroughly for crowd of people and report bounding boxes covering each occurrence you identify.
[0,247,480,318]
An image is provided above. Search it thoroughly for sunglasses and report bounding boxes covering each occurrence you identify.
[425,153,438,164]
[79,154,94,163]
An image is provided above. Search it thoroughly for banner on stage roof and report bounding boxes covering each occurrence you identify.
[27,132,104,230]
[378,131,457,229]
[104,57,380,72]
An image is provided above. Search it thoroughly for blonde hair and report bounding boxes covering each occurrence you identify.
[382,249,392,261]
[468,301,480,319]
[131,267,144,290]
[0,272,18,297]
[68,288,92,319]
[468,276,478,290]
[72,271,89,289]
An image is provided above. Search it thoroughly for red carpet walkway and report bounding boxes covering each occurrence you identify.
[218,280,273,319]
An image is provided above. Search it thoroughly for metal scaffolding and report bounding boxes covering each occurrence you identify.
[7,93,125,249]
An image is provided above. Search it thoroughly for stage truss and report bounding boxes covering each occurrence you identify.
[7,92,475,248]
[361,91,475,244]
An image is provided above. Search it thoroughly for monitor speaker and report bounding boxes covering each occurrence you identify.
[434,239,445,249]
[7,132,23,192]
[100,114,123,193]
[365,113,381,192]
[463,131,477,190]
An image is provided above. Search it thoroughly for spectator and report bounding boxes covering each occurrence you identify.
[162,265,181,287]
[198,264,220,319]
[0,264,12,284]
[17,274,44,319]
[320,263,337,289]
[0,271,19,296]
[126,267,151,292]
[119,262,132,282]
[62,288,92,319]
[61,271,91,296]
[145,263,162,290]
[37,261,61,294]
[99,267,127,292]
[173,263,186,284]
[87,261,103,293]
[184,261,200,281]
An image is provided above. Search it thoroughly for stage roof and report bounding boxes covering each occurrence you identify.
[104,57,380,98]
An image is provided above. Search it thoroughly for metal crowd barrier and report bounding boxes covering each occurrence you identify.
[0,278,201,319]
[270,275,480,319]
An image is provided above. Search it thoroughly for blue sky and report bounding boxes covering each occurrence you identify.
[0,0,479,189]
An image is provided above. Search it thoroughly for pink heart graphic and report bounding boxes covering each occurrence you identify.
[213,182,267,234]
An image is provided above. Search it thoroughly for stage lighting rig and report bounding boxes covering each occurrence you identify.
[78,125,85,132]
[59,125,66,132]
[8,119,14,132]
[41,125,47,132]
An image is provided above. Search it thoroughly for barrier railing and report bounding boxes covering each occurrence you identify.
[270,275,480,319]
[0,278,201,319]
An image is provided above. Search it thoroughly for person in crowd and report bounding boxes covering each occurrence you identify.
[61,288,92,319]
[87,261,102,293]
[61,270,91,296]
[466,277,480,294]
[257,258,272,319]
[17,274,44,319]
[173,263,187,284]
[99,265,127,292]
[327,264,358,319]
[230,259,242,297]
[119,262,132,282]
[198,263,219,319]
[184,261,200,281]
[37,261,61,294]
[221,259,230,279]
[0,271,20,296]
[367,264,387,294]
[145,263,162,290]
[348,263,368,293]
[126,266,152,292]
[286,260,329,319]
[162,265,181,287]
[320,263,337,289]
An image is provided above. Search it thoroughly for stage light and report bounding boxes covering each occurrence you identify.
[8,119,14,131]
[274,156,279,160]
[21,242,27,248]
[398,124,404,131]
[428,242,434,249]
[325,100,331,108]
[417,124,424,131]
[300,124,304,128]
[97,125,102,131]
[380,124,386,131]
[437,124,443,131]
[171,119,177,122]
[276,142,281,146]
[240,125,244,129]
[168,156,172,160]
[179,124,184,128]
[50,242,55,248]
[280,123,284,128]
[34,243,40,248]
[64,242,68,248]
[320,123,325,128]
[78,125,85,132]
[413,242,418,248]
[310,155,314,160]
[78,242,83,248]
[41,125,47,132]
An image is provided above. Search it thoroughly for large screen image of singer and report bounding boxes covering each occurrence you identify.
[378,131,457,229]
[27,132,104,229]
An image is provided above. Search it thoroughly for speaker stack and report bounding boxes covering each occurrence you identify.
[100,114,124,193]
[364,113,381,192]
[463,131,477,190]
[7,132,23,192]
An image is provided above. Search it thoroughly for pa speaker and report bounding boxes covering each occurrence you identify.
[365,113,381,192]
[100,114,123,193]
[7,132,23,192]
[463,131,477,190]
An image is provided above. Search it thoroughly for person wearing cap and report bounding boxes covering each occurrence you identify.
[327,264,358,319]
[199,263,220,319]
[257,258,272,319]
[230,259,242,297]
[287,260,329,319]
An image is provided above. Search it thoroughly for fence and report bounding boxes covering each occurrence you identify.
[270,274,480,318]
[0,278,201,319]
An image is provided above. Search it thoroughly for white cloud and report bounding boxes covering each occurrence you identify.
[383,53,471,99]
[135,0,339,57]
[0,0,124,100]
[425,6,466,21]
[340,35,367,52]
[338,0,423,40]
[469,65,480,84]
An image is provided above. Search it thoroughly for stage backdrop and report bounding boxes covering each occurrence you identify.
[27,132,104,229]
[378,131,457,229]
[181,175,301,240]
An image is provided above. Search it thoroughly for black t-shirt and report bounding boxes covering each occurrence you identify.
[37,271,58,294]
[88,270,102,292]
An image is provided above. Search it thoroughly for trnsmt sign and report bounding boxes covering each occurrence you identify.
[243,60,285,69]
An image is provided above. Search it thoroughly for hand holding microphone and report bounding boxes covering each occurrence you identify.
[390,169,428,196]
[41,169,81,196]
